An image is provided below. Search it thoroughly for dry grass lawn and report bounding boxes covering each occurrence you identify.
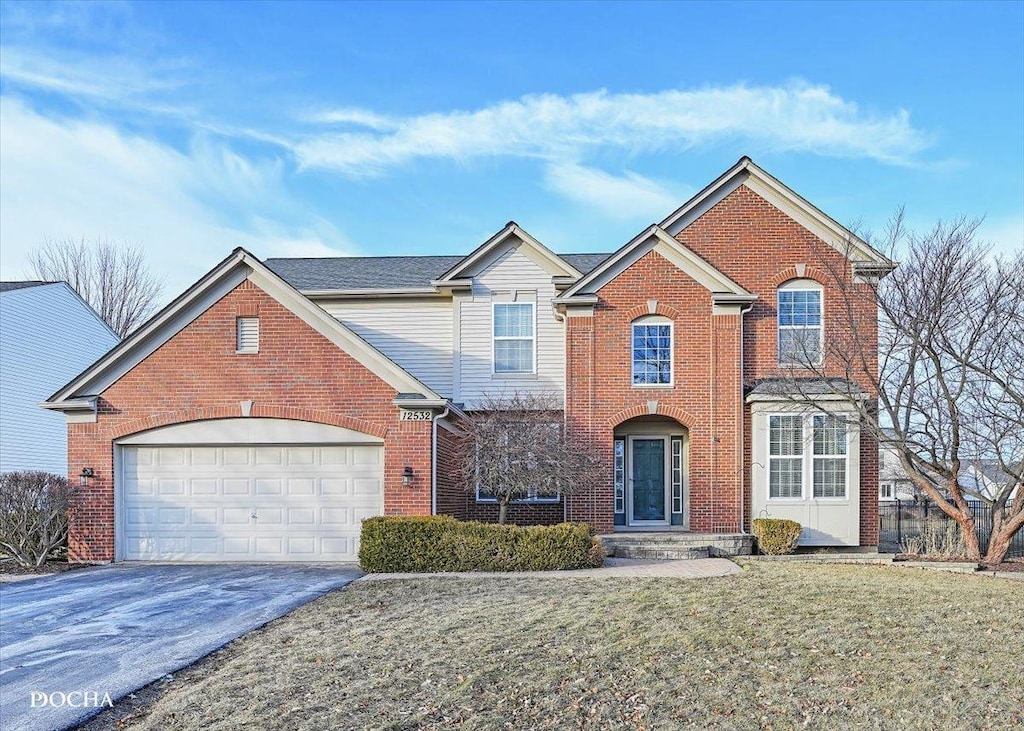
[86,562,1023,730]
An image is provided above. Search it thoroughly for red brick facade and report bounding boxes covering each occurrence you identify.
[65,180,881,559]
[66,280,434,561]
[564,185,879,544]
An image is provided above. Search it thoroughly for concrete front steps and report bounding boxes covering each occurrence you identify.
[599,532,754,560]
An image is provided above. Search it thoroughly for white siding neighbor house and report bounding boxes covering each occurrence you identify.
[0,281,119,474]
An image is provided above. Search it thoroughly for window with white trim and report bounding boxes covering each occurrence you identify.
[475,422,560,503]
[769,415,804,498]
[879,482,894,500]
[632,316,673,385]
[493,303,535,373]
[813,414,847,498]
[236,316,259,353]
[768,413,849,500]
[778,281,823,366]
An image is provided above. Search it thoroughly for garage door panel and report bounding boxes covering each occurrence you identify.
[157,478,185,495]
[157,448,187,466]
[288,448,316,465]
[191,478,218,496]
[321,478,350,496]
[255,478,282,495]
[286,478,315,495]
[121,443,383,561]
[223,448,250,465]
[288,507,316,524]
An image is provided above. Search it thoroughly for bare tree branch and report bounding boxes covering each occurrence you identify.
[450,391,604,525]
[28,236,164,337]
[777,213,1023,563]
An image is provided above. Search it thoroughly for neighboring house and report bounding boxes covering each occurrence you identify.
[878,441,918,503]
[878,437,1019,506]
[1,281,119,474]
[44,157,893,563]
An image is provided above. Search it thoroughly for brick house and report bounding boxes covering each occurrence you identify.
[45,157,892,562]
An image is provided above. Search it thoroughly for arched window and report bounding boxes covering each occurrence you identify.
[777,279,823,366]
[631,315,673,386]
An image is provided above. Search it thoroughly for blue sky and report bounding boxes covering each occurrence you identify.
[1,0,1021,296]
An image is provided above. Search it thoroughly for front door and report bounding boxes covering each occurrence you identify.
[630,438,668,524]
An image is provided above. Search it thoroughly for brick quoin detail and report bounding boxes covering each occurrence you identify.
[66,279,434,562]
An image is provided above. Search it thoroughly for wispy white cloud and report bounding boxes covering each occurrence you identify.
[543,163,689,221]
[303,107,400,131]
[0,46,188,102]
[295,83,933,176]
[0,96,352,296]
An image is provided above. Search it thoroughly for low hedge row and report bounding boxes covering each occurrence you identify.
[752,517,802,555]
[358,516,605,573]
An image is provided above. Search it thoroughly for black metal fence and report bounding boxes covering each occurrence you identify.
[879,500,1023,558]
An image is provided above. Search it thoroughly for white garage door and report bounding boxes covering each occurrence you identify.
[120,443,383,562]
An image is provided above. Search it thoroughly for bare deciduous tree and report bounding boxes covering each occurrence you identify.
[0,472,77,568]
[29,236,164,337]
[783,212,1023,564]
[452,392,604,524]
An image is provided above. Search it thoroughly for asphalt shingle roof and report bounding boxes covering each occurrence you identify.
[746,377,869,398]
[0,281,52,293]
[264,253,611,291]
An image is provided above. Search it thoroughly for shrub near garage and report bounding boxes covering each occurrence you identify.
[359,516,605,572]
[0,471,76,568]
[752,517,802,555]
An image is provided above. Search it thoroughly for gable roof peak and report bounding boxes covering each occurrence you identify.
[435,220,583,282]
[660,157,893,268]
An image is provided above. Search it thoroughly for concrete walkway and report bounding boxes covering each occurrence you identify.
[359,557,741,581]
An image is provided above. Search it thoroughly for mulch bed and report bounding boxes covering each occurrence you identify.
[0,558,88,576]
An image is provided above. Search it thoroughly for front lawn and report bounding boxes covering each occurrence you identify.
[86,562,1022,730]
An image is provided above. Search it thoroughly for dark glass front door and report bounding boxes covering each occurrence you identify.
[631,439,666,522]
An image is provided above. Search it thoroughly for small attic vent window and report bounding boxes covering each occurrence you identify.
[236,317,259,353]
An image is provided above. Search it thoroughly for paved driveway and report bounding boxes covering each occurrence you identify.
[0,564,360,731]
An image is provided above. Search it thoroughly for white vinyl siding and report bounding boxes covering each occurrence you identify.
[493,303,535,373]
[321,298,453,396]
[236,317,259,353]
[456,246,565,408]
[0,283,120,473]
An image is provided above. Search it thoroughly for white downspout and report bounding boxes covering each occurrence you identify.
[431,405,451,516]
[553,303,569,523]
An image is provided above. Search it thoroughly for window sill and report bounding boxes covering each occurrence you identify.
[631,383,674,389]
[235,349,259,355]
[491,372,539,380]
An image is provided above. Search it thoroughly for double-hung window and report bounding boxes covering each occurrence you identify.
[768,413,849,500]
[493,303,535,374]
[475,422,561,503]
[769,415,804,498]
[778,285,822,366]
[812,414,847,498]
[632,317,673,385]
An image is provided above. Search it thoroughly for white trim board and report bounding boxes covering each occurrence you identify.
[660,157,893,267]
[559,224,755,301]
[436,222,582,283]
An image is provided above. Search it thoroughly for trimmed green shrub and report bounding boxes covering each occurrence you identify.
[752,518,802,555]
[359,516,605,572]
